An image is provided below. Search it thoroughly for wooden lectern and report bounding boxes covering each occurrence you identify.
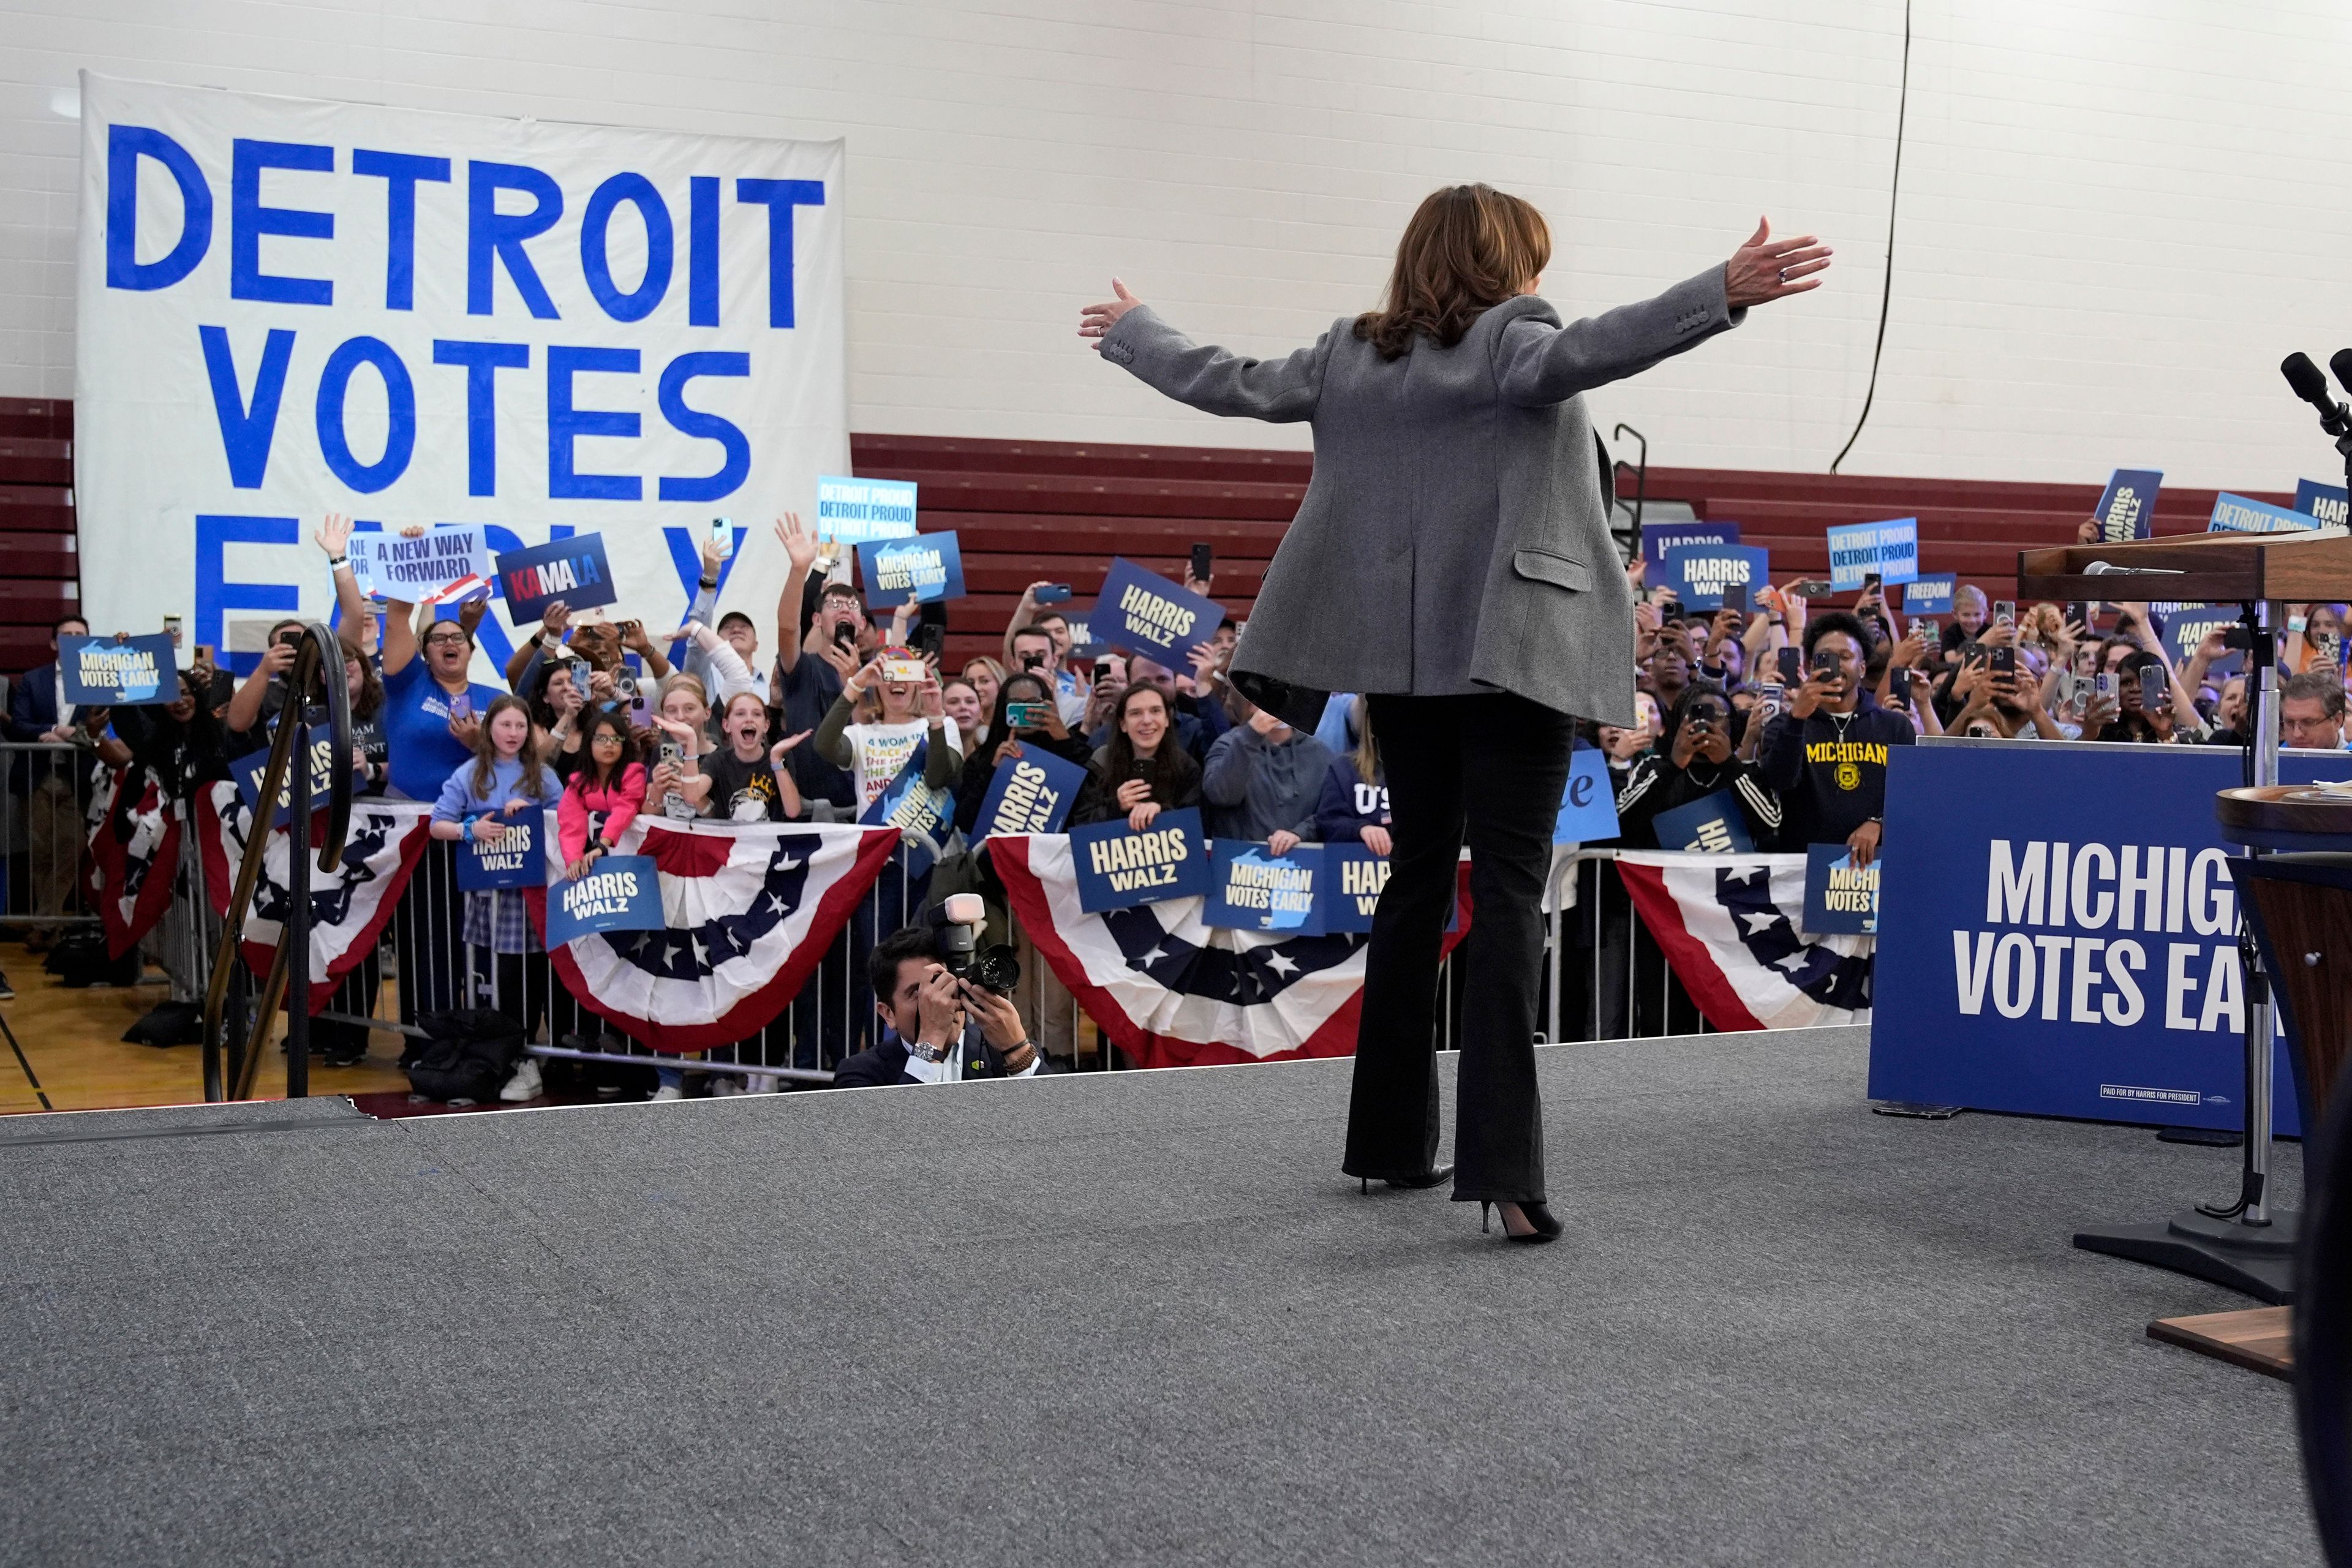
[2016,531,2352,1302]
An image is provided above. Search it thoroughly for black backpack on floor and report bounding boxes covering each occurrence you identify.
[404,1008,526,1103]
[46,931,142,989]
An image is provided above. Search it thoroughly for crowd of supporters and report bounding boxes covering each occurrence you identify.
[7,509,2341,1092]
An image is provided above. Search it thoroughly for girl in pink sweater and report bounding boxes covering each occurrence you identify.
[558,709,647,880]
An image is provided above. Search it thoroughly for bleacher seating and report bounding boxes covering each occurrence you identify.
[0,402,2304,678]
[0,398,77,677]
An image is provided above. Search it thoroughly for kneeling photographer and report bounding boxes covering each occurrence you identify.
[834,899,1047,1087]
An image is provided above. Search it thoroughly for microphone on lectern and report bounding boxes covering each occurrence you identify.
[2283,352,2352,437]
[2330,347,2352,400]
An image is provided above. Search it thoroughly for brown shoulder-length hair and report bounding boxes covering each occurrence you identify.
[1355,184,1551,360]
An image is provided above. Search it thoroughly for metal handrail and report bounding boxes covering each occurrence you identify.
[200,622,355,1101]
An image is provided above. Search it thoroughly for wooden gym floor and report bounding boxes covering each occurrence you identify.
[0,937,409,1114]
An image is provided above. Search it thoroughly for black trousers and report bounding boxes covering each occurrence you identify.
[1344,693,1575,1203]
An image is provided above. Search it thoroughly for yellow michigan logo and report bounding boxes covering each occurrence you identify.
[1834,761,1861,790]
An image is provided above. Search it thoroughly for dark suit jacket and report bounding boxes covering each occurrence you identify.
[832,1027,1031,1088]
[6,663,61,742]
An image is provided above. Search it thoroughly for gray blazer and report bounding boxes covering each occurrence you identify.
[1099,268,1743,726]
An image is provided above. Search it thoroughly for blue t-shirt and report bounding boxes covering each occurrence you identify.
[383,658,507,802]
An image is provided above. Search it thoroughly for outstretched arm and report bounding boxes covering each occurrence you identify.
[1082,281,1330,423]
[1496,219,1828,406]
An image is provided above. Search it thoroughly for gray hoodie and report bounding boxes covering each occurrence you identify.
[1201,724,1332,842]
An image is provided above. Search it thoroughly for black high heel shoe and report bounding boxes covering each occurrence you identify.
[1360,1163,1453,1194]
[1480,1199,1563,1245]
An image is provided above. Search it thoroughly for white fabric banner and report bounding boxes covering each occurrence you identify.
[75,72,846,676]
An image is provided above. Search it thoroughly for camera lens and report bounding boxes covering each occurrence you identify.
[969,944,1021,996]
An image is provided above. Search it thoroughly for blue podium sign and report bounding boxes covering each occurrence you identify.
[1872,740,2318,1133]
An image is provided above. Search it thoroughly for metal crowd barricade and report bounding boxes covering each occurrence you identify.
[291,837,1705,1099]
[0,741,105,936]
[1542,848,1713,1047]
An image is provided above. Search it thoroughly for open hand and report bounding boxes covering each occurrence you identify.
[1079,279,1144,347]
[1724,217,1832,308]
[776,513,819,576]
[317,513,355,557]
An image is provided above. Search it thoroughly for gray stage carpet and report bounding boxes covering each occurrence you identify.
[0,1028,2317,1566]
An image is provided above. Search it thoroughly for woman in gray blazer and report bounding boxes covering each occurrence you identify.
[1082,184,1828,1244]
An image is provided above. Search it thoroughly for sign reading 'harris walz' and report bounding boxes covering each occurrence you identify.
[496,534,617,624]
[1069,807,1211,913]
[1093,559,1224,660]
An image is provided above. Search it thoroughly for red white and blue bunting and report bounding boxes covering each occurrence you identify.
[991,833,1473,1070]
[88,764,181,960]
[525,817,900,1055]
[194,783,433,1010]
[1613,850,1874,1031]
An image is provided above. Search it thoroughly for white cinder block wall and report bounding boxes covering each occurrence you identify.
[2,0,2347,486]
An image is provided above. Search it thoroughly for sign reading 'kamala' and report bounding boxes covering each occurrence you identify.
[496,534,618,624]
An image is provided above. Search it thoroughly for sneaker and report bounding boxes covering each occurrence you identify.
[324,1047,366,1069]
[0,969,15,1000]
[649,1084,684,1103]
[707,1075,745,1098]
[497,1058,543,1103]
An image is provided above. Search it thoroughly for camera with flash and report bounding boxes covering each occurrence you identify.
[938,893,1021,995]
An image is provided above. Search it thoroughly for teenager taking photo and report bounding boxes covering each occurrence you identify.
[1757,611,1911,867]
[1084,183,1830,1242]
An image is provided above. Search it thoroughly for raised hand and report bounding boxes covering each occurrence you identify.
[541,600,571,638]
[769,729,813,764]
[1078,279,1144,348]
[1724,217,1832,308]
[775,512,820,576]
[317,513,355,557]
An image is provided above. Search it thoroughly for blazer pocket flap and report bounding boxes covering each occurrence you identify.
[1512,549,1593,592]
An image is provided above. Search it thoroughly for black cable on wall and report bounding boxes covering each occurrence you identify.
[1830,0,1914,474]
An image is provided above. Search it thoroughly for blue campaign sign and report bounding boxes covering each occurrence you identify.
[458,809,546,890]
[1204,840,1325,934]
[1092,558,1225,660]
[1659,545,1769,612]
[1825,518,1919,590]
[1641,519,1740,569]
[1901,573,1956,615]
[2163,605,2242,679]
[1069,805,1210,913]
[229,725,352,830]
[972,745,1088,839]
[859,744,957,878]
[2294,478,2350,527]
[855,532,966,608]
[1322,845,1389,935]
[1553,748,1621,844]
[1871,741,2323,1134]
[2208,492,2316,534]
[61,633,173,705]
[815,475,919,545]
[545,855,666,946]
[1650,790,1755,854]
[496,533,618,623]
[1802,843,1879,935]
[2092,469,2163,542]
